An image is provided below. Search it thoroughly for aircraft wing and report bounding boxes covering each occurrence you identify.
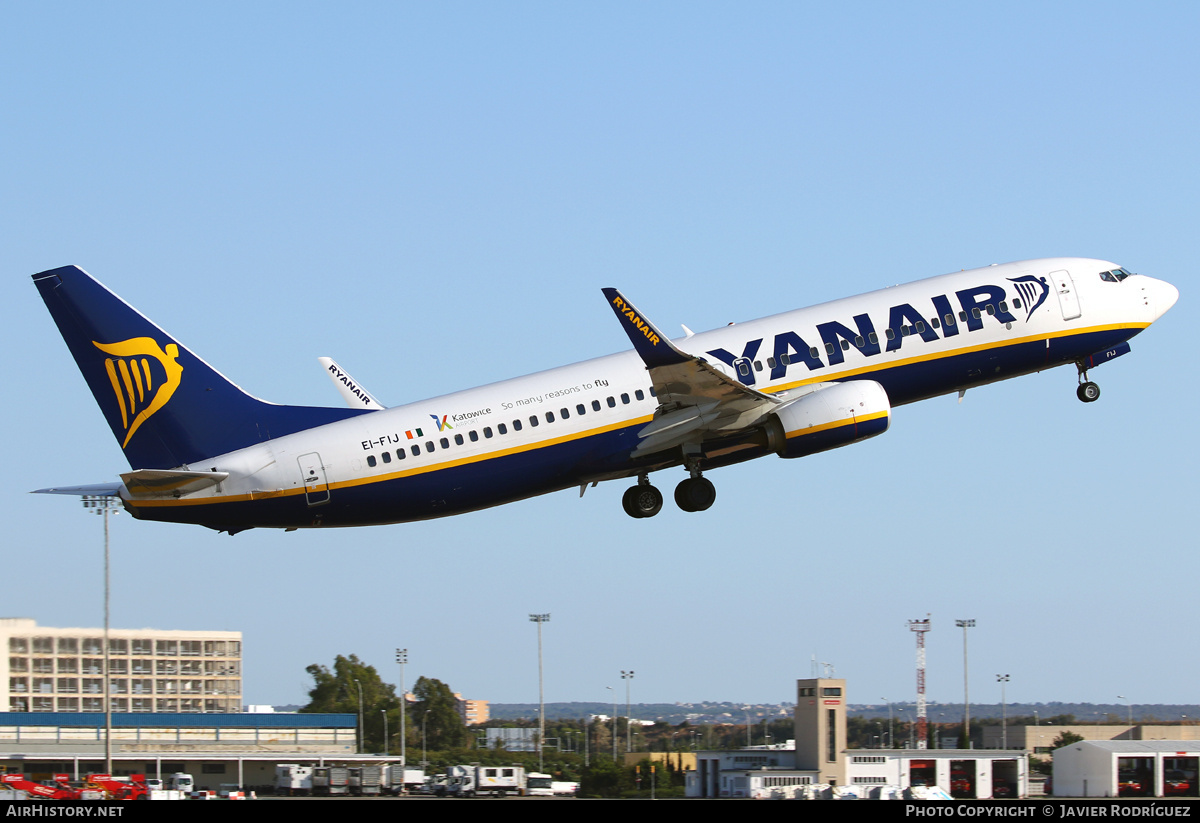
[602,288,779,456]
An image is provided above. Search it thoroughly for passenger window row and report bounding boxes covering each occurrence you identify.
[365,387,656,469]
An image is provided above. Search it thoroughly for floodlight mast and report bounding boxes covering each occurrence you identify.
[909,617,931,749]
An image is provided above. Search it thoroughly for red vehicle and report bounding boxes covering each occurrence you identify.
[85,774,149,801]
[1118,771,1146,797]
[2,774,80,800]
[1164,771,1193,797]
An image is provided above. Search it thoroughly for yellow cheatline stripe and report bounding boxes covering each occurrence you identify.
[764,322,1147,396]
[128,413,657,508]
[784,409,889,439]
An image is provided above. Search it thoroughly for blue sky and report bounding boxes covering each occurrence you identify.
[3,2,1197,711]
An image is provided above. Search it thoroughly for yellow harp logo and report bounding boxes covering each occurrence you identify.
[93,338,184,447]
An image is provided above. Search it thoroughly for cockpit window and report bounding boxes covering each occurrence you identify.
[1100,267,1133,283]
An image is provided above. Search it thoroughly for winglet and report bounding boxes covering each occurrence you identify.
[601,288,691,368]
[318,357,386,410]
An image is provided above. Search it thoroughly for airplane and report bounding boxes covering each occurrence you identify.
[31,258,1177,533]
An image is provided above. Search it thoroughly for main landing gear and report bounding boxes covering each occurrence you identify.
[1075,361,1100,403]
[622,460,717,518]
[621,477,663,519]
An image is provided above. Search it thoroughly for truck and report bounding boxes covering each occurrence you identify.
[167,772,194,794]
[384,765,426,795]
[526,772,553,796]
[446,764,527,797]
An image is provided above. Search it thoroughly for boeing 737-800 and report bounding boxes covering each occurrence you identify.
[32,258,1177,533]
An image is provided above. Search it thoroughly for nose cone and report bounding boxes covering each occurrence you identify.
[1146,277,1180,321]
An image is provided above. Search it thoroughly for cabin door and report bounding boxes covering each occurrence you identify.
[297,452,331,506]
[1049,270,1081,321]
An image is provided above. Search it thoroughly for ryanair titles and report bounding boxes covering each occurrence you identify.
[325,362,374,406]
[610,294,661,346]
[707,281,1033,386]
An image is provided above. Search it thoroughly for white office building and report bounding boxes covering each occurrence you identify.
[2,618,241,713]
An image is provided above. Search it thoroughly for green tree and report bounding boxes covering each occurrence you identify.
[300,654,400,752]
[412,676,467,750]
[1052,730,1085,749]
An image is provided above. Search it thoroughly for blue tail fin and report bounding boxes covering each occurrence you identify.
[33,265,369,469]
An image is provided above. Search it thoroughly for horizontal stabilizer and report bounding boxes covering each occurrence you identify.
[120,469,229,497]
[32,483,123,497]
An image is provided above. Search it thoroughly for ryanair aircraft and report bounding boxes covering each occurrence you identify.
[32,259,1177,534]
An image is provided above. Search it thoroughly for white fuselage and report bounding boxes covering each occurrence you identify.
[123,258,1175,529]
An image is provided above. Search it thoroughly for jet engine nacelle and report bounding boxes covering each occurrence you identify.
[765,380,891,459]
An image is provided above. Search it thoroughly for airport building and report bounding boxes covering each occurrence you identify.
[688,677,1029,799]
[981,723,1200,751]
[0,711,359,791]
[1053,740,1199,798]
[1,618,242,714]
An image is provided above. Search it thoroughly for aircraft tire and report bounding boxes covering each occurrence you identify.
[1077,382,1100,403]
[623,484,663,518]
[675,477,716,512]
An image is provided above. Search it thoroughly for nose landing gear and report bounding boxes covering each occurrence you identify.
[1075,361,1100,403]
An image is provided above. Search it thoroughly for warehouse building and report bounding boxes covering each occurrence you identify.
[1052,740,1199,798]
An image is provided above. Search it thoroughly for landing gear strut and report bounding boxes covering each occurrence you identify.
[621,475,663,519]
[1075,361,1100,403]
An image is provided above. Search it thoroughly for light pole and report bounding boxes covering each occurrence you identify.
[395,648,407,766]
[530,614,549,771]
[422,710,431,769]
[1118,695,1133,727]
[382,709,388,756]
[997,674,1010,749]
[83,494,118,774]
[956,619,975,749]
[607,685,617,761]
[621,670,634,753]
[354,678,364,754]
[882,697,894,748]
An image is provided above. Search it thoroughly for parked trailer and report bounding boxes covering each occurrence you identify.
[313,766,350,796]
[349,765,383,796]
[275,764,314,796]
